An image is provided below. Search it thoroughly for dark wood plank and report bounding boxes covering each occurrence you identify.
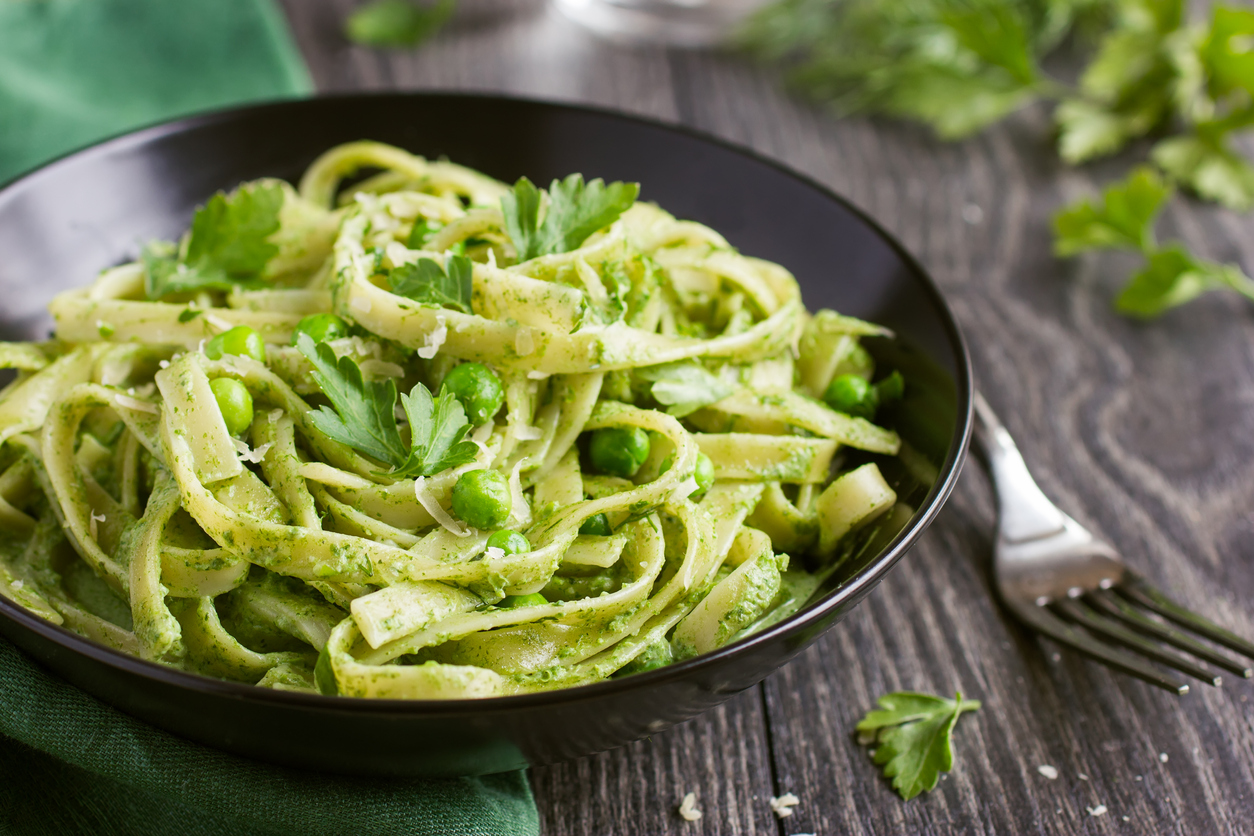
[279,2,1254,832]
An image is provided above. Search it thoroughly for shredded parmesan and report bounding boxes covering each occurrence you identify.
[1037,765,1059,780]
[526,370,550,380]
[268,408,284,423]
[484,546,505,562]
[514,424,543,441]
[232,438,273,464]
[673,476,700,501]
[89,512,106,541]
[360,359,405,378]
[417,315,447,359]
[351,296,372,314]
[414,476,470,537]
[514,327,534,357]
[158,359,170,369]
[507,463,531,527]
[204,312,234,333]
[770,793,800,819]
[487,248,497,268]
[114,393,159,414]
[677,793,702,822]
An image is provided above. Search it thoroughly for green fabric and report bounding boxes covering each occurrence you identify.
[0,638,539,835]
[0,0,313,184]
[0,3,540,834]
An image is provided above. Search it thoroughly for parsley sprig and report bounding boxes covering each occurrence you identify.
[501,174,640,262]
[344,0,455,48]
[856,691,981,800]
[388,253,474,314]
[1055,167,1254,316]
[295,333,477,476]
[144,183,284,300]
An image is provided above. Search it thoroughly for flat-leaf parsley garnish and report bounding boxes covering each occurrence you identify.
[856,690,981,800]
[501,174,639,262]
[388,253,474,314]
[144,183,283,300]
[295,333,477,476]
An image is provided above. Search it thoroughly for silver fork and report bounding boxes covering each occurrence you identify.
[973,391,1254,694]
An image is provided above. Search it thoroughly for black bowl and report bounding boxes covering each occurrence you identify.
[0,93,971,777]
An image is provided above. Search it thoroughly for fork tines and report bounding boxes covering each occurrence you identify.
[1045,574,1254,694]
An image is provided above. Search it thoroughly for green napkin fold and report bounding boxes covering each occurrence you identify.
[0,2,540,833]
[0,638,539,835]
[0,0,312,184]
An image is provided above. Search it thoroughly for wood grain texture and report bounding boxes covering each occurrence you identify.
[280,2,1254,832]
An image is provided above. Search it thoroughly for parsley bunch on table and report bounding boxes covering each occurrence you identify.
[740,0,1254,317]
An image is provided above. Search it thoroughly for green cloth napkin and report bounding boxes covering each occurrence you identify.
[0,638,539,835]
[0,0,312,184]
[0,2,540,833]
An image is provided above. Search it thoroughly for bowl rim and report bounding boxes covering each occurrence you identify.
[0,90,973,715]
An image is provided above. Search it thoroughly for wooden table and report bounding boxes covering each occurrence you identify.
[280,2,1254,832]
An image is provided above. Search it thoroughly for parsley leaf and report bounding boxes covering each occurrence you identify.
[1152,134,1254,212]
[295,333,478,475]
[857,691,981,801]
[344,0,455,48]
[636,362,736,417]
[388,254,474,314]
[145,183,283,300]
[296,333,408,467]
[1116,245,1254,318]
[407,218,444,249]
[1052,166,1170,255]
[393,385,478,478]
[501,174,640,262]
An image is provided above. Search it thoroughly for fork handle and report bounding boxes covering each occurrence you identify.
[971,391,1067,543]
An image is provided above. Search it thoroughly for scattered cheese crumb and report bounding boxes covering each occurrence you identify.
[526,370,550,380]
[1087,805,1107,817]
[514,424,543,441]
[507,462,531,527]
[414,477,470,537]
[770,793,800,819]
[483,547,505,562]
[158,359,170,369]
[1159,752,1169,763]
[1123,816,1131,822]
[677,792,702,822]
[114,393,159,415]
[417,315,447,359]
[351,295,373,314]
[268,408,284,423]
[1078,773,1089,781]
[514,327,534,357]
[1037,765,1058,780]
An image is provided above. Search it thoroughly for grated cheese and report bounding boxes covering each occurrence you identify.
[414,476,470,537]
[417,315,447,359]
[232,438,273,464]
[1037,765,1058,780]
[514,424,543,441]
[526,370,550,380]
[89,512,106,541]
[677,792,702,822]
[268,408,284,423]
[1087,805,1107,817]
[204,312,234,333]
[484,546,505,562]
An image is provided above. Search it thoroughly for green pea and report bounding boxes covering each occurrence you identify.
[486,529,530,555]
[209,378,254,436]
[693,452,715,496]
[205,325,266,363]
[442,362,504,425]
[823,373,877,420]
[579,513,612,536]
[290,313,349,346]
[500,593,547,608]
[588,427,650,478]
[451,469,512,530]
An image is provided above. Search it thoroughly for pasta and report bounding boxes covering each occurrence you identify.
[0,141,914,698]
